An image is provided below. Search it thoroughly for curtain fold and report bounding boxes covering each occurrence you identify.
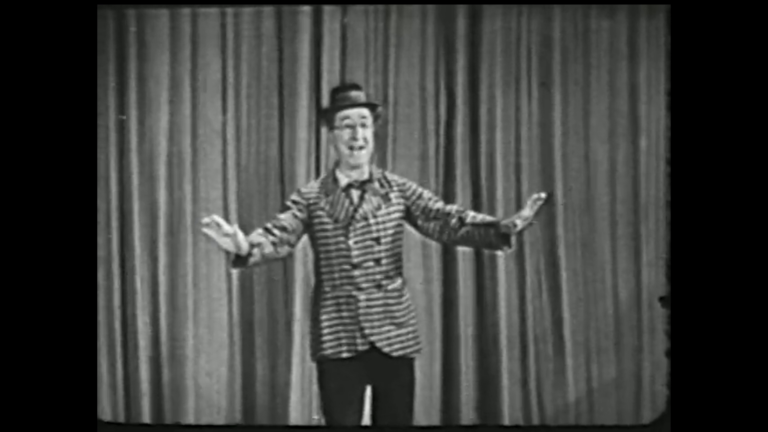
[97,4,668,425]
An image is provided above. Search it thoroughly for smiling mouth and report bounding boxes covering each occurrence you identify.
[348,144,366,152]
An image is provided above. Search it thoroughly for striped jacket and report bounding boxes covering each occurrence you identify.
[233,165,516,361]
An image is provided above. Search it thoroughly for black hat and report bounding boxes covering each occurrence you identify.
[321,83,381,126]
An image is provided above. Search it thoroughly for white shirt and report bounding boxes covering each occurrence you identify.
[335,166,370,204]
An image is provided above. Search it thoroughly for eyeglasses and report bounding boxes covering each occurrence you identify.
[333,121,372,133]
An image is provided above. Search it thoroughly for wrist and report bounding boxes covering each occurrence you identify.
[513,219,523,232]
[236,243,251,256]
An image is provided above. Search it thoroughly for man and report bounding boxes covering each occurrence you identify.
[201,83,548,426]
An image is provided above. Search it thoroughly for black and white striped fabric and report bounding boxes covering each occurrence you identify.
[233,165,515,361]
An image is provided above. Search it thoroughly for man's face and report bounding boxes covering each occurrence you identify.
[331,107,374,169]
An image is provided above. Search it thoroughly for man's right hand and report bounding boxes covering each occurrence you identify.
[201,215,250,255]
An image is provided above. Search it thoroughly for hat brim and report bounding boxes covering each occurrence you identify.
[321,102,381,122]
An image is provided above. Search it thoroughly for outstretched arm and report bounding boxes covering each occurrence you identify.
[400,177,515,251]
[400,177,548,252]
[202,190,309,269]
[232,190,309,268]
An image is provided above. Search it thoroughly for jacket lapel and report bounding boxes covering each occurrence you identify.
[319,168,355,225]
[320,164,392,226]
[353,166,392,223]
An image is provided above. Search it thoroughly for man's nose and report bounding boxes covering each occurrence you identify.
[350,126,362,140]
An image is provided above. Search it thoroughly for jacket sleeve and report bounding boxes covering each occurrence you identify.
[231,189,309,268]
[399,177,516,251]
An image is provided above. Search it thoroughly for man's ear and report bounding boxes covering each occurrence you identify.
[372,108,385,128]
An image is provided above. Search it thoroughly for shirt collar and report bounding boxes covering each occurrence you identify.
[335,165,371,189]
[321,162,386,197]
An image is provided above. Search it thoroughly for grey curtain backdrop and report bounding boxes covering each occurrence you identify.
[97,4,669,426]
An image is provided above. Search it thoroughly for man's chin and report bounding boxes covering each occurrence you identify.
[344,157,370,168]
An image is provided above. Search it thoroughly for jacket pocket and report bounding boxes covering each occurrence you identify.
[382,276,404,292]
[381,277,416,327]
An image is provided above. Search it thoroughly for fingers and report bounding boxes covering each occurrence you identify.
[201,214,235,235]
[525,192,548,217]
[210,215,232,232]
[514,193,548,234]
[528,192,547,206]
[201,214,223,227]
[210,214,228,226]
[201,227,219,240]
[201,215,219,228]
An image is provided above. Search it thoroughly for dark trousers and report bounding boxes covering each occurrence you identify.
[316,345,415,426]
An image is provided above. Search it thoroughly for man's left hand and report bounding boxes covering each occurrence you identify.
[502,192,549,234]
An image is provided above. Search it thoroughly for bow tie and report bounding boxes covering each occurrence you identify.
[343,178,373,191]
